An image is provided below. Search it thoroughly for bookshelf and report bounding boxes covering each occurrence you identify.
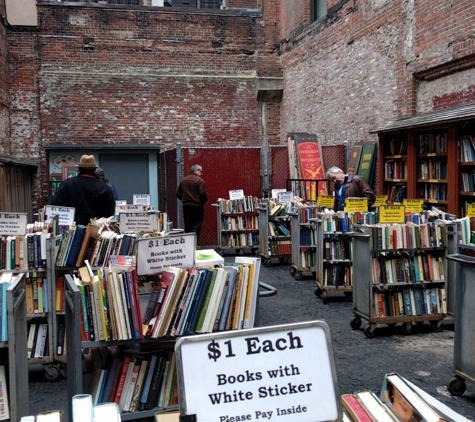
[350,221,450,338]
[213,196,260,256]
[314,212,353,303]
[258,200,291,267]
[458,122,475,215]
[289,206,318,280]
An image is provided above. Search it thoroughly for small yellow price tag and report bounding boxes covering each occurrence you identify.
[379,205,406,223]
[317,195,335,207]
[466,204,475,217]
[373,195,388,207]
[344,198,368,212]
[403,199,424,213]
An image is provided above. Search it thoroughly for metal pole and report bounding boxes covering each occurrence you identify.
[176,143,183,229]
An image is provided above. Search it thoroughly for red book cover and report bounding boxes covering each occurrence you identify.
[114,356,131,404]
[341,393,375,422]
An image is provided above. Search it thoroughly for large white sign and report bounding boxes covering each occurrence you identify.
[133,194,151,206]
[119,212,159,233]
[136,233,196,275]
[0,212,28,236]
[175,320,341,422]
[115,204,144,215]
[45,205,75,227]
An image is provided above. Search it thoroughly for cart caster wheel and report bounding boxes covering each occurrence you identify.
[323,291,328,304]
[263,259,272,268]
[447,377,467,396]
[364,324,376,338]
[294,272,303,280]
[344,292,353,302]
[60,362,67,379]
[289,268,297,276]
[44,364,62,382]
[430,319,443,332]
[350,316,362,330]
[400,322,413,335]
[315,287,323,297]
[253,249,259,256]
[236,249,245,256]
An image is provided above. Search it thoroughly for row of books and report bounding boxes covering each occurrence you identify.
[323,236,351,260]
[372,252,445,285]
[299,227,316,246]
[418,131,448,154]
[419,183,447,201]
[220,233,259,248]
[367,221,448,250]
[25,273,49,315]
[220,215,258,231]
[0,232,50,271]
[86,351,177,414]
[299,249,316,269]
[268,238,291,256]
[298,205,319,223]
[322,263,352,287]
[384,159,408,180]
[460,170,475,192]
[268,200,291,217]
[27,318,48,359]
[418,157,447,180]
[372,286,446,318]
[268,221,291,236]
[342,372,463,422]
[458,135,475,162]
[56,223,138,268]
[382,137,407,156]
[216,196,260,214]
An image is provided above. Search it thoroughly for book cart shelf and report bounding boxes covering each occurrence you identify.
[258,200,291,267]
[314,212,353,304]
[4,273,29,422]
[288,205,318,280]
[350,221,451,338]
[212,196,260,256]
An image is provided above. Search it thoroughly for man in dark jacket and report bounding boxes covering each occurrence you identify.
[326,166,375,211]
[176,164,208,240]
[50,155,116,226]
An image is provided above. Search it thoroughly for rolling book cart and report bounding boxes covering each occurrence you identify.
[212,196,259,256]
[288,205,318,280]
[350,221,449,338]
[446,243,475,396]
[314,212,353,304]
[258,200,291,267]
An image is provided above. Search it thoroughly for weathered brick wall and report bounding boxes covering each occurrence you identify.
[278,0,475,146]
[0,0,10,155]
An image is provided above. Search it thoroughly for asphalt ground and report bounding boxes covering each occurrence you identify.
[28,257,475,420]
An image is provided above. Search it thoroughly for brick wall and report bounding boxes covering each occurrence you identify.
[278,0,475,147]
[0,0,10,156]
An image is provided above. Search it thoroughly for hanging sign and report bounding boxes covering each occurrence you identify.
[0,213,28,236]
[229,189,245,200]
[403,199,424,213]
[116,204,145,215]
[175,320,341,422]
[45,205,75,227]
[317,195,335,208]
[271,189,286,199]
[373,195,388,207]
[136,233,195,275]
[379,205,405,223]
[344,198,368,212]
[133,194,151,206]
[119,212,159,233]
[277,191,294,203]
[466,203,475,217]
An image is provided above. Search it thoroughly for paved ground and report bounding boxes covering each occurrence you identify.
[29,257,475,420]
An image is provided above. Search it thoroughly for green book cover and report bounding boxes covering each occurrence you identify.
[356,142,377,185]
[195,268,218,333]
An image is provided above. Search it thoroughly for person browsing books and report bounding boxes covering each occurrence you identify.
[326,166,375,211]
[95,167,119,201]
[50,155,116,226]
[176,164,208,241]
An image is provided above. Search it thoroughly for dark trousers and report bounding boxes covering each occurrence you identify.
[183,204,204,240]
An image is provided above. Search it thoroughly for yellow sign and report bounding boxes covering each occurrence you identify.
[344,198,368,212]
[373,195,388,206]
[403,199,424,213]
[467,203,475,217]
[379,205,406,223]
[317,195,335,207]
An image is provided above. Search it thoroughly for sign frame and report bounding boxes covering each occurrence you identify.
[45,205,75,227]
[0,212,28,236]
[175,320,341,422]
[229,189,245,201]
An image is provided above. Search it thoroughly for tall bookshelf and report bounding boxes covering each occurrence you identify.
[376,105,475,217]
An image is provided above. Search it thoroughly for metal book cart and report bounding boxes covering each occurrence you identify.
[350,224,448,338]
[446,243,475,396]
[314,215,353,303]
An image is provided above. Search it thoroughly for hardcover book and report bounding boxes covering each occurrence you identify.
[357,142,377,186]
[347,142,364,175]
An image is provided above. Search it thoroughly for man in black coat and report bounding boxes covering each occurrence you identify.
[50,155,116,226]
